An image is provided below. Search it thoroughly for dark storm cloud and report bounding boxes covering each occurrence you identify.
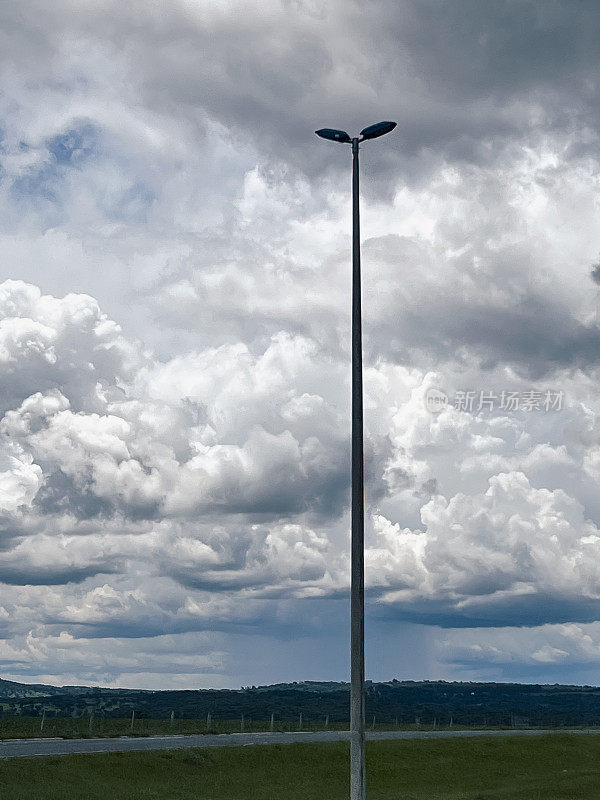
[6,0,600,202]
[357,233,600,379]
[0,563,118,586]
[162,0,600,197]
[373,1,600,99]
[369,288,600,379]
[372,593,600,629]
[333,1,600,172]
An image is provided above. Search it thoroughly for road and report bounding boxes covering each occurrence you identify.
[2,728,600,759]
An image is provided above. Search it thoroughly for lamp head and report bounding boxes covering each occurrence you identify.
[360,121,397,140]
[315,128,352,144]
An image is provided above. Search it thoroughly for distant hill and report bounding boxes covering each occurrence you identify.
[242,681,351,692]
[2,677,600,727]
[0,678,59,699]
[0,677,139,699]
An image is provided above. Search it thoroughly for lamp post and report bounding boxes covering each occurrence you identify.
[315,121,396,800]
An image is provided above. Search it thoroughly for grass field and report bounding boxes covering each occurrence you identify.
[2,733,600,799]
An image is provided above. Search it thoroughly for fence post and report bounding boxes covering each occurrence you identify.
[206,712,211,732]
[131,710,135,733]
[170,710,174,727]
[270,713,274,733]
[241,713,244,732]
[325,714,329,729]
[40,711,45,733]
[299,712,302,730]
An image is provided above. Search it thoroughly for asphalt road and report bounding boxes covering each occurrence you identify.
[2,728,600,759]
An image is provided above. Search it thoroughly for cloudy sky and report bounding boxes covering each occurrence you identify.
[3,0,600,690]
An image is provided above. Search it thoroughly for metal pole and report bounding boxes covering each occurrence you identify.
[350,135,365,800]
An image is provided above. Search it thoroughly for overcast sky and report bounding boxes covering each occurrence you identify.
[3,0,600,690]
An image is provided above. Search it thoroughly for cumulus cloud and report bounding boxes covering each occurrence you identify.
[0,441,42,514]
[0,284,349,613]
[1,273,600,685]
[370,471,600,626]
[0,281,597,617]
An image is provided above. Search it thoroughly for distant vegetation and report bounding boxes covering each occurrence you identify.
[1,715,359,739]
[3,677,600,729]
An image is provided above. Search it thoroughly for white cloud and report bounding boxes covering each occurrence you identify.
[371,471,600,609]
[0,441,42,512]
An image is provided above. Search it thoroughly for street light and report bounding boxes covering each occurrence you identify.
[315,121,396,800]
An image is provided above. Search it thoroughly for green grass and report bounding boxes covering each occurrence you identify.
[2,733,600,799]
